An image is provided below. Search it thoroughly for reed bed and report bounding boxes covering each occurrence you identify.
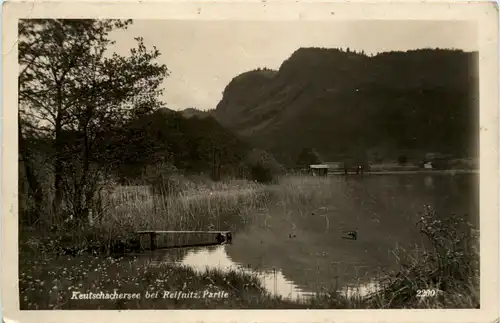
[99,179,271,235]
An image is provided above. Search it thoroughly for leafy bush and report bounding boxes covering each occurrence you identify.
[367,205,479,308]
[295,148,323,168]
[250,164,274,183]
[242,149,285,183]
[416,206,478,285]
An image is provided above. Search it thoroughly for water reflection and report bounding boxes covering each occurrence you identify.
[424,176,434,188]
[160,245,311,299]
[150,245,379,301]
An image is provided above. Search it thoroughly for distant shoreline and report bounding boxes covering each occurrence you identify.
[328,169,479,175]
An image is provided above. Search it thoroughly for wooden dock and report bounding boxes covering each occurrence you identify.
[136,230,232,250]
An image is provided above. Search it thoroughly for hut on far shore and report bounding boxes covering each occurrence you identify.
[309,164,329,176]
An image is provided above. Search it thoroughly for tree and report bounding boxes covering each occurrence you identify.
[295,148,323,169]
[115,109,249,182]
[18,19,169,220]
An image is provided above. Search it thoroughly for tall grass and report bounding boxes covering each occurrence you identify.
[99,177,269,232]
[20,176,272,256]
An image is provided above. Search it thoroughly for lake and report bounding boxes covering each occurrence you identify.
[136,173,479,301]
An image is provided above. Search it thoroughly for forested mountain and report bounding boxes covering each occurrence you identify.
[214,48,479,166]
[115,108,249,180]
[180,108,213,119]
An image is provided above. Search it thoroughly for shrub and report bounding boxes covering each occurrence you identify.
[250,164,274,183]
[366,205,479,308]
[242,149,285,184]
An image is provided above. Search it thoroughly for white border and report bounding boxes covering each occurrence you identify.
[2,1,499,323]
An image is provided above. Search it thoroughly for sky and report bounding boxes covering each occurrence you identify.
[109,20,477,111]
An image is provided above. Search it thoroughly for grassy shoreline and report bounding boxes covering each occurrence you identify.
[19,175,479,309]
[329,169,478,175]
[19,253,313,310]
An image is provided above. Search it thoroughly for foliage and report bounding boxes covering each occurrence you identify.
[116,108,249,181]
[366,205,479,308]
[18,19,169,221]
[249,164,274,184]
[416,206,478,282]
[20,178,268,258]
[295,147,323,168]
[242,149,285,183]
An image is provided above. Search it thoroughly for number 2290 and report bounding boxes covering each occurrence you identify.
[416,289,438,297]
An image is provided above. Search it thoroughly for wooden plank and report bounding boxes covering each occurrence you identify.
[154,242,228,250]
[150,232,157,250]
[136,230,232,250]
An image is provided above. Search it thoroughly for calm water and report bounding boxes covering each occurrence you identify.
[141,174,479,300]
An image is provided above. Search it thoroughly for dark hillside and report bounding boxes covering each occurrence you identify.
[180,108,213,119]
[117,108,250,180]
[214,48,479,166]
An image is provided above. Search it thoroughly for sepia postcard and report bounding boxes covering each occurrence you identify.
[1,1,499,322]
